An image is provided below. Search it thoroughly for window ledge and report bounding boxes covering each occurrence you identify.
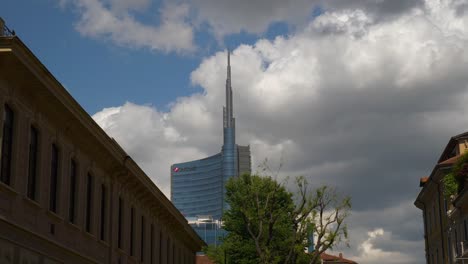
[64,221,81,232]
[97,238,110,248]
[46,210,64,223]
[23,196,42,209]
[0,182,18,196]
[83,230,96,240]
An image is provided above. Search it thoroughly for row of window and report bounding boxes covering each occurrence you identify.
[0,104,106,238]
[426,219,468,263]
[0,103,193,263]
[118,199,192,263]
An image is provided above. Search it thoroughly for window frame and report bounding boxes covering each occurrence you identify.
[0,104,14,186]
[27,125,39,200]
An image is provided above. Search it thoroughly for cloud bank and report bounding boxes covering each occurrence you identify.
[63,0,428,52]
[90,0,468,263]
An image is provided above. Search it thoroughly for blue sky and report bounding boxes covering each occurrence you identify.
[2,0,291,114]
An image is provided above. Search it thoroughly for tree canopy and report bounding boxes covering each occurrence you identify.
[205,173,351,264]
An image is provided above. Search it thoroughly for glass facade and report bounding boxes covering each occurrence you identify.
[171,153,224,219]
[187,216,226,247]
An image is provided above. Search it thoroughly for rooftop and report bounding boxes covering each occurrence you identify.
[321,252,358,263]
[0,17,15,37]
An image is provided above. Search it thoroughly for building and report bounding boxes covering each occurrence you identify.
[171,52,251,244]
[415,131,468,264]
[187,216,224,247]
[0,18,204,264]
[320,252,357,264]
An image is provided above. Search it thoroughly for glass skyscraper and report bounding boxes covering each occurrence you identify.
[171,52,251,245]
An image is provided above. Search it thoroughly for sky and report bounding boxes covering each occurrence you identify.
[4,0,468,263]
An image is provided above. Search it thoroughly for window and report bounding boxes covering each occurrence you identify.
[49,144,59,213]
[456,229,459,256]
[448,236,453,262]
[465,219,468,241]
[86,173,93,233]
[159,231,163,264]
[150,224,154,264]
[69,160,77,223]
[100,184,107,241]
[1,104,14,185]
[173,244,175,263]
[118,197,123,249]
[428,212,431,233]
[27,126,39,200]
[167,238,170,264]
[141,216,145,262]
[130,207,135,256]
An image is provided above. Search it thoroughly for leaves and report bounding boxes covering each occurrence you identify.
[443,173,458,198]
[205,174,351,264]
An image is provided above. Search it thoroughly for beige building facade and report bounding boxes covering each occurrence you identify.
[0,19,204,264]
[415,132,468,264]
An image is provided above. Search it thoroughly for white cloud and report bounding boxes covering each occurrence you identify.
[350,228,419,263]
[92,0,468,262]
[93,102,203,194]
[72,0,195,53]
[329,201,425,264]
[64,0,426,52]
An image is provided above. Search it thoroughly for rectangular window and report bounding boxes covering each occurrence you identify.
[27,126,39,200]
[167,238,170,264]
[100,184,107,241]
[141,216,145,262]
[118,197,123,249]
[1,104,14,185]
[130,207,135,256]
[159,231,163,264]
[465,219,468,241]
[49,144,59,213]
[173,244,175,263]
[428,212,431,233]
[449,236,453,261]
[150,224,154,264]
[69,160,77,223]
[86,173,93,233]
[456,229,459,256]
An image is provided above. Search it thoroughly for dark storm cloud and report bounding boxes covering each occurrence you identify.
[184,0,425,37]
[323,0,424,18]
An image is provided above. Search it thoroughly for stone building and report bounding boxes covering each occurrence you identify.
[415,131,468,263]
[0,18,204,264]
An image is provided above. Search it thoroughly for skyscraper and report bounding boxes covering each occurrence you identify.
[171,51,251,245]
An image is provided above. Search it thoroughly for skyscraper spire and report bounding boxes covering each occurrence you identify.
[227,49,230,76]
[224,49,234,129]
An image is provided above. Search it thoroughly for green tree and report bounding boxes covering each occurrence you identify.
[205,173,351,264]
[442,152,468,198]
